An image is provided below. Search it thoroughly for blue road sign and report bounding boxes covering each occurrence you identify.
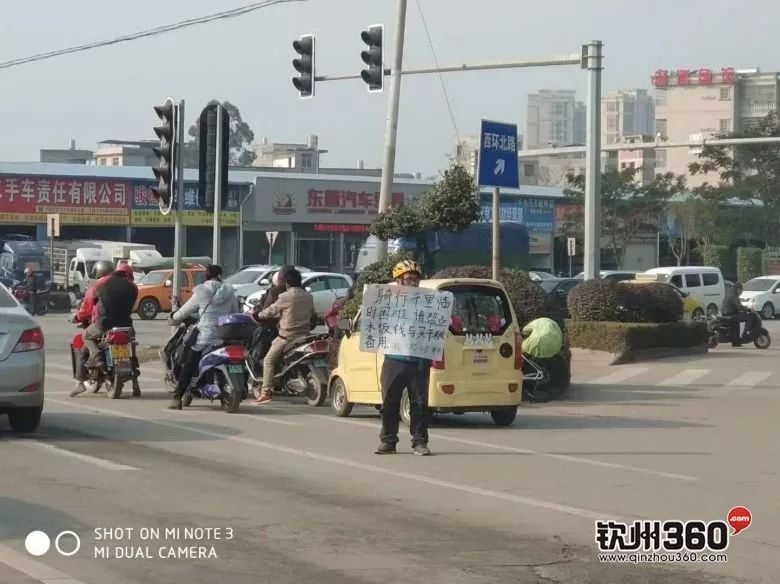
[478,119,519,189]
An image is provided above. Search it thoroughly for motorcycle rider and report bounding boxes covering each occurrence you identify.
[23,268,38,311]
[168,264,239,410]
[375,260,432,456]
[722,282,745,346]
[70,260,115,397]
[249,266,295,369]
[252,268,315,405]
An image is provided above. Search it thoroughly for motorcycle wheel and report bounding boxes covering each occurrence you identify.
[754,331,771,350]
[706,334,719,349]
[305,372,326,407]
[85,379,102,393]
[220,374,242,413]
[106,372,124,399]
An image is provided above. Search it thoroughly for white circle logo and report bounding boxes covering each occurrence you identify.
[55,531,81,557]
[25,531,51,556]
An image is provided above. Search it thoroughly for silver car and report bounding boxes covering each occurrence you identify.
[0,283,45,433]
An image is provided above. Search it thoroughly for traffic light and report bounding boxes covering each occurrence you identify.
[292,34,315,98]
[151,98,177,215]
[198,103,230,213]
[360,24,384,92]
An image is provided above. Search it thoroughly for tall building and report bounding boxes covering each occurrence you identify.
[602,89,655,145]
[652,67,780,187]
[527,90,585,148]
[573,102,587,144]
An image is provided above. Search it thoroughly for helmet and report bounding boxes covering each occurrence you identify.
[92,260,114,279]
[392,260,422,280]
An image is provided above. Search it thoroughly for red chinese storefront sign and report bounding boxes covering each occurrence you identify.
[0,175,131,221]
[306,189,404,214]
[313,223,371,234]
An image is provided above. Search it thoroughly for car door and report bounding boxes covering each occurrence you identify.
[179,271,195,304]
[304,276,330,316]
[338,314,381,404]
[325,276,351,312]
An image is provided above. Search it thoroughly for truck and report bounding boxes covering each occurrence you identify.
[354,223,531,275]
[46,241,111,296]
[0,237,51,289]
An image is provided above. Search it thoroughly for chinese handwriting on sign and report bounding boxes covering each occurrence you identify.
[359,284,454,361]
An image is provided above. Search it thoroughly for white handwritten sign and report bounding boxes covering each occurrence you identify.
[359,284,455,361]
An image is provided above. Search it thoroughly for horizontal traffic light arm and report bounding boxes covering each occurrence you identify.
[312,52,582,82]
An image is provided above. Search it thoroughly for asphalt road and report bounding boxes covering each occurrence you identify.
[1,313,779,584]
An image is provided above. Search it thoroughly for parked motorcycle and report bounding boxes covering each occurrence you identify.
[70,327,139,399]
[13,286,49,316]
[244,320,330,406]
[161,313,251,412]
[707,310,771,349]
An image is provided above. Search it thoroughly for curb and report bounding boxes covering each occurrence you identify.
[610,346,708,365]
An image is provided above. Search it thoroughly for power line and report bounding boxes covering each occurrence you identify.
[415,0,461,148]
[0,0,304,71]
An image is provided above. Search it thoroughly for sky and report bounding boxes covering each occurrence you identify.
[0,0,778,177]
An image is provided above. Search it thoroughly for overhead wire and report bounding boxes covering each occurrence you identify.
[415,0,462,149]
[0,0,304,71]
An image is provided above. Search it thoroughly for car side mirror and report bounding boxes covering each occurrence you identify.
[259,279,270,286]
[337,317,353,333]
[556,289,567,296]
[305,286,312,292]
[164,279,172,288]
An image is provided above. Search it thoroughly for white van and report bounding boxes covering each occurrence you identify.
[643,266,726,316]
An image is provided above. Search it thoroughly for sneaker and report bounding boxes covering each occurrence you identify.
[413,444,431,456]
[253,393,273,406]
[374,443,396,455]
[70,382,86,398]
[168,398,182,410]
[132,384,142,397]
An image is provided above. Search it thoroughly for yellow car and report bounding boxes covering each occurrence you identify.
[329,278,523,426]
[624,279,706,321]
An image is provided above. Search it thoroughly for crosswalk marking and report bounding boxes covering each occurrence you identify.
[728,371,772,388]
[656,369,710,387]
[587,368,649,385]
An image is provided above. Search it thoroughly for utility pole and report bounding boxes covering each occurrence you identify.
[491,187,500,280]
[375,0,407,262]
[583,40,603,280]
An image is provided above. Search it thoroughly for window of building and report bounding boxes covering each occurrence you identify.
[552,102,568,116]
[719,119,731,133]
[720,87,731,100]
[301,152,314,169]
[99,158,106,165]
[523,164,535,177]
[607,117,618,131]
[656,149,667,168]
[112,157,120,166]
[606,102,617,112]
[656,119,668,137]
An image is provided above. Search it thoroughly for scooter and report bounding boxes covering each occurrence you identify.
[244,320,331,406]
[71,326,139,399]
[13,286,48,316]
[161,313,251,412]
[707,310,771,349]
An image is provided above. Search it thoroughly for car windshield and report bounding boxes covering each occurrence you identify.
[139,271,168,286]
[743,278,776,292]
[444,285,512,335]
[539,279,565,293]
[226,269,267,285]
[0,284,16,308]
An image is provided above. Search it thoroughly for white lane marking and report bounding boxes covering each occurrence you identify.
[585,367,649,385]
[16,439,138,471]
[45,397,620,521]
[290,411,698,482]
[728,371,772,387]
[656,369,710,387]
[0,543,89,584]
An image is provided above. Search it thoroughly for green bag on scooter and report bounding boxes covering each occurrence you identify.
[521,317,563,359]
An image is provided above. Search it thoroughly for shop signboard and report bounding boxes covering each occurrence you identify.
[130,181,240,227]
[0,174,131,225]
[478,196,555,254]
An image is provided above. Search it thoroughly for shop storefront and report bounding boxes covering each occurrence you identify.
[246,174,430,273]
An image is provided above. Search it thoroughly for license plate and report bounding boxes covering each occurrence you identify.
[228,364,244,374]
[473,353,489,364]
[313,359,328,368]
[111,345,131,360]
[464,333,494,348]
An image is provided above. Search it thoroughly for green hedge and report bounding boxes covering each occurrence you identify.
[737,247,763,284]
[567,320,708,353]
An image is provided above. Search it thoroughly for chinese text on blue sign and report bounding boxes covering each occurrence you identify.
[359,284,455,361]
[478,120,519,189]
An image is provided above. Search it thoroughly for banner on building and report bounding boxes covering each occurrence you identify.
[131,181,240,227]
[359,284,454,361]
[479,196,555,234]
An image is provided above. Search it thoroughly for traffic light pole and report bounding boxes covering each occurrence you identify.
[583,41,603,281]
[172,99,186,311]
[212,104,224,267]
[374,0,407,262]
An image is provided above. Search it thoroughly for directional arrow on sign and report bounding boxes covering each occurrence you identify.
[494,158,505,175]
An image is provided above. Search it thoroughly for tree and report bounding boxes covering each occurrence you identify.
[664,196,721,266]
[370,163,481,270]
[181,100,257,168]
[565,167,686,268]
[689,111,780,245]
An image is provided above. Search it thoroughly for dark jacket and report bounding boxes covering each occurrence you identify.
[721,288,742,316]
[97,274,138,329]
[262,285,284,311]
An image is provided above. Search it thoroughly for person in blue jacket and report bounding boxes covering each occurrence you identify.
[375,260,432,456]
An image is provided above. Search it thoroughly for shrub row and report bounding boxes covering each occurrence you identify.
[566,320,708,354]
[567,280,683,323]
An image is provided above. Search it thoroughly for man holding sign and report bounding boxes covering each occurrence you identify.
[360,260,454,456]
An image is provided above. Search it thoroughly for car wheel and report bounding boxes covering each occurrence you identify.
[761,303,775,320]
[330,378,353,417]
[707,304,719,317]
[138,298,159,320]
[9,406,42,433]
[490,407,517,427]
[692,308,705,321]
[400,389,412,426]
